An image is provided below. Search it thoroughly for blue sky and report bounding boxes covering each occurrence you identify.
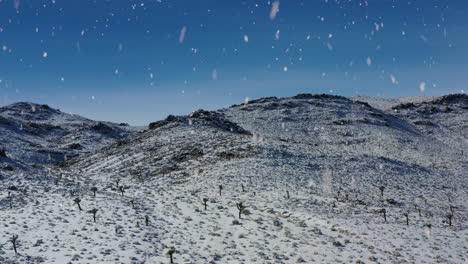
[0,0,467,125]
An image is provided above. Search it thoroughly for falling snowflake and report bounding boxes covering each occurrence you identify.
[179,26,187,43]
[42,51,48,58]
[13,0,20,9]
[366,57,372,66]
[243,35,249,43]
[275,30,280,40]
[419,82,426,92]
[269,1,280,21]
[390,74,398,85]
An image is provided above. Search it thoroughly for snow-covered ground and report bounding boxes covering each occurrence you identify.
[1,94,467,263]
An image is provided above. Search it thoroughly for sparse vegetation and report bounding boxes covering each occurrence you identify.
[202,198,208,210]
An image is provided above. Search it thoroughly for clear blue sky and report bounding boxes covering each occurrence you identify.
[0,0,467,125]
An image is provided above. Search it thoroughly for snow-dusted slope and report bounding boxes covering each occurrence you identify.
[0,94,466,264]
[0,102,138,173]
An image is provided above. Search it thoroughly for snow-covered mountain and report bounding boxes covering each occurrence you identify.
[0,94,466,264]
[0,102,138,173]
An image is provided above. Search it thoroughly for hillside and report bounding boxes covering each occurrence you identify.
[0,94,466,264]
[0,102,138,174]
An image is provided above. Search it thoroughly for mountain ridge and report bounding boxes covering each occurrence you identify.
[0,93,466,263]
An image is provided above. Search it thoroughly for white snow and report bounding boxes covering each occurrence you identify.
[0,94,466,263]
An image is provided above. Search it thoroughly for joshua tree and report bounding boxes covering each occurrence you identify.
[202,198,209,210]
[8,195,13,209]
[130,199,136,209]
[446,213,453,226]
[426,223,432,232]
[90,187,98,197]
[145,215,150,226]
[241,184,245,192]
[10,235,18,254]
[403,212,409,225]
[378,186,385,198]
[0,147,6,157]
[219,184,223,196]
[286,190,290,199]
[74,197,82,211]
[167,246,176,264]
[88,208,98,222]
[379,208,387,222]
[115,179,121,189]
[417,207,422,217]
[236,202,247,219]
[118,186,127,196]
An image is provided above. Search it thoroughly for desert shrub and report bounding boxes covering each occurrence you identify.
[68,143,82,150]
[91,122,113,134]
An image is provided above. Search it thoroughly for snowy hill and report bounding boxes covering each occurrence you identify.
[0,102,138,173]
[0,94,466,263]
